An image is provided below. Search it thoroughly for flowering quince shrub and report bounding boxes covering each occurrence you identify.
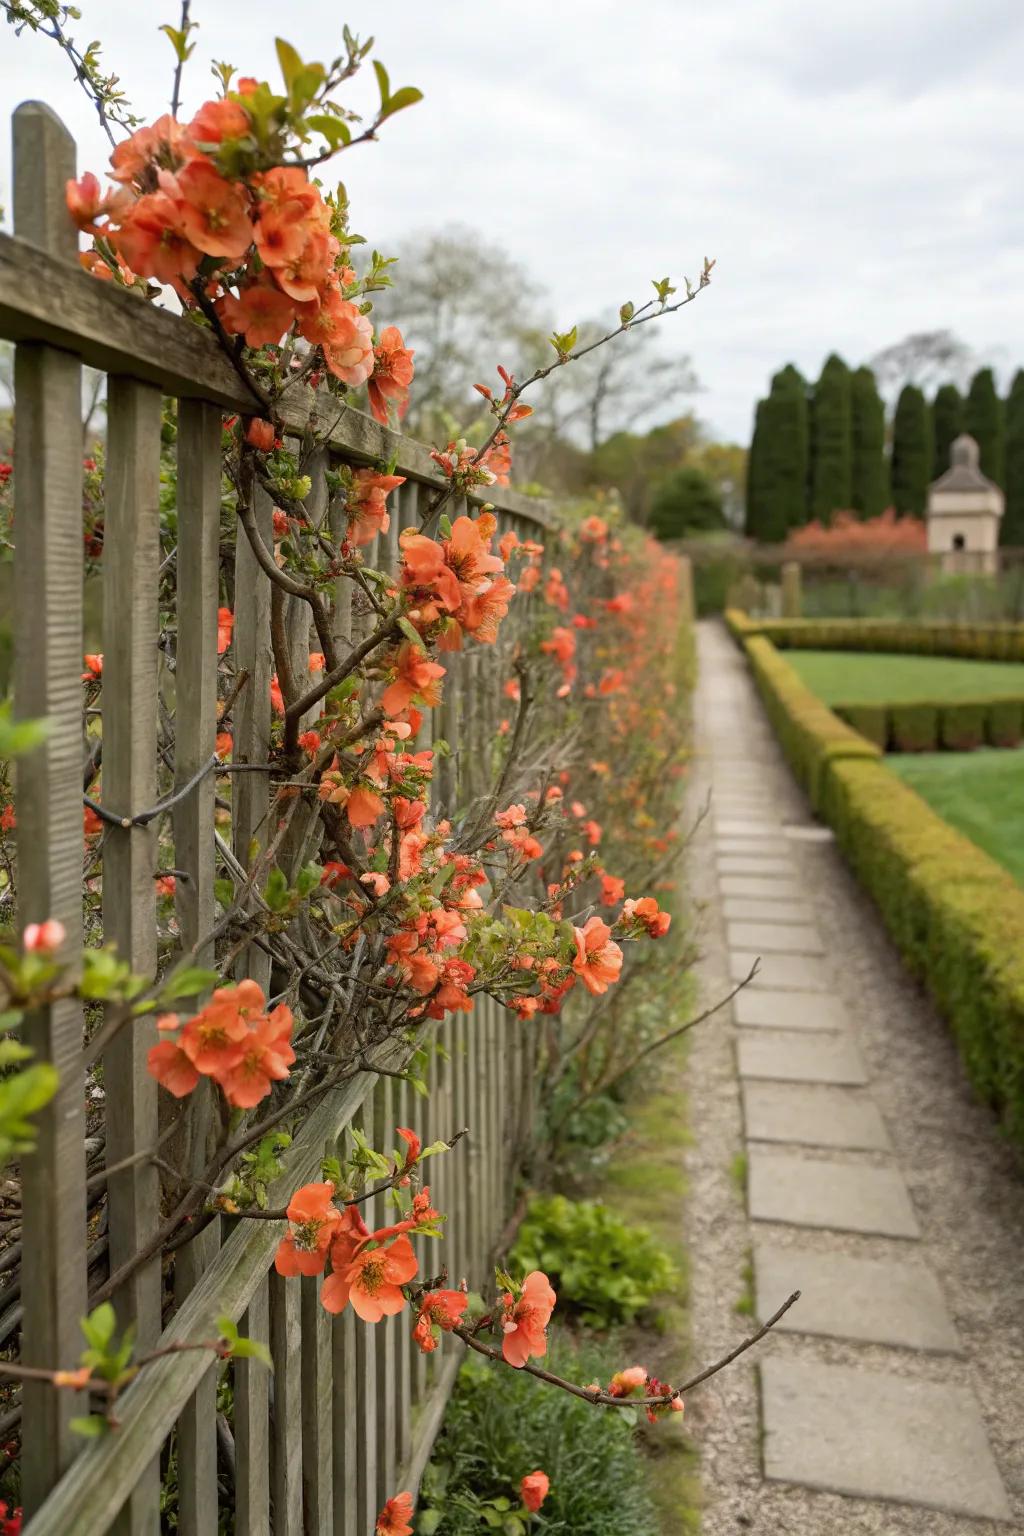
[0,10,775,1531]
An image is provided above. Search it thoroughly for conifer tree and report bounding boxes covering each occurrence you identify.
[964,367,1005,485]
[744,397,767,538]
[809,353,852,522]
[1003,369,1024,545]
[850,366,888,518]
[890,383,933,516]
[931,382,963,478]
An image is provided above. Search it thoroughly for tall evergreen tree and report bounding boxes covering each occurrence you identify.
[931,382,963,478]
[745,368,809,541]
[744,397,767,538]
[850,366,888,518]
[890,384,933,516]
[1003,369,1024,546]
[964,367,1005,485]
[809,353,852,522]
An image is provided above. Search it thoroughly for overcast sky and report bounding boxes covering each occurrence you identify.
[2,0,1023,444]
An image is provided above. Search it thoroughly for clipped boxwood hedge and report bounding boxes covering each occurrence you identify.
[819,757,1024,1148]
[744,636,880,809]
[734,626,1024,1150]
[832,696,1024,753]
[731,615,1024,662]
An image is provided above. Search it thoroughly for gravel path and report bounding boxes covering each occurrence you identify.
[683,620,1024,1534]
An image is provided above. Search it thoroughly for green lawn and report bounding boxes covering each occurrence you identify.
[887,749,1024,886]
[785,650,1024,705]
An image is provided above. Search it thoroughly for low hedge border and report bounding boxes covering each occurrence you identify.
[732,615,1024,661]
[733,629,1024,1151]
[743,636,880,810]
[835,697,1024,752]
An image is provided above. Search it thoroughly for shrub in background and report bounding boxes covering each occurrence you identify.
[510,1196,677,1329]
[648,465,724,541]
[987,698,1023,747]
[939,702,987,751]
[837,704,889,750]
[418,1342,659,1536]
[888,703,939,752]
[891,383,933,517]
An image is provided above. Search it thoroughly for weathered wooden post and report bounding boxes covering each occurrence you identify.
[12,101,90,1515]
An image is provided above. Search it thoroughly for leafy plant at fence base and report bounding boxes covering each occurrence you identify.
[418,1343,659,1536]
[510,1196,678,1329]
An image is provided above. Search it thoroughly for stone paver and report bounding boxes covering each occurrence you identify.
[734,987,846,1031]
[760,1359,1011,1520]
[719,875,804,901]
[754,1245,959,1352]
[714,819,782,838]
[717,854,799,877]
[738,1030,868,1085]
[742,1081,890,1149]
[731,951,831,991]
[715,838,792,859]
[721,897,816,925]
[748,1150,920,1237]
[727,921,823,955]
[783,823,836,843]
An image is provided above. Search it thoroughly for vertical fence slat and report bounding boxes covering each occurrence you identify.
[332,1308,359,1536]
[270,1269,303,1534]
[394,1075,413,1471]
[301,1272,334,1532]
[374,1079,397,1509]
[12,99,89,1517]
[170,398,223,1536]
[236,1279,271,1536]
[103,374,163,1535]
[355,1096,379,1533]
[173,1220,221,1536]
[232,480,273,990]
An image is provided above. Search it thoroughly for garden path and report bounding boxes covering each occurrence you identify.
[682,620,1024,1534]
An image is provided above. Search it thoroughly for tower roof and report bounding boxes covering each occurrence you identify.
[929,433,998,494]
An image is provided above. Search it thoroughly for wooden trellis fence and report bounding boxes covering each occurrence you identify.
[0,101,550,1533]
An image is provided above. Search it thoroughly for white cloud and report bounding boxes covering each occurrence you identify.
[2,0,1022,443]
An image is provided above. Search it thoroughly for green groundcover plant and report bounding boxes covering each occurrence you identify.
[418,1341,660,1535]
[510,1196,678,1329]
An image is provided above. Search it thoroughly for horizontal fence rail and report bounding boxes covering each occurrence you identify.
[1,100,547,1533]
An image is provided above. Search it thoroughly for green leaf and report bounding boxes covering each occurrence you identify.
[214,878,235,909]
[159,24,196,64]
[159,966,218,1004]
[372,58,391,108]
[80,1302,117,1353]
[230,1335,273,1368]
[70,1414,108,1438]
[438,514,453,538]
[263,866,290,912]
[216,1315,239,1349]
[0,704,50,759]
[397,617,425,649]
[378,85,423,121]
[417,1513,443,1535]
[306,113,352,149]
[275,37,305,94]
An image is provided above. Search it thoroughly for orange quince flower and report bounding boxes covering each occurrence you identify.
[321,1233,418,1321]
[216,1004,295,1109]
[520,1471,550,1513]
[501,1270,556,1368]
[412,1289,467,1353]
[367,326,415,425]
[381,643,446,717]
[375,1491,414,1536]
[173,159,254,260]
[571,916,623,995]
[274,1181,342,1277]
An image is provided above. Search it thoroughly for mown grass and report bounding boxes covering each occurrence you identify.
[887,747,1024,887]
[785,649,1024,705]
